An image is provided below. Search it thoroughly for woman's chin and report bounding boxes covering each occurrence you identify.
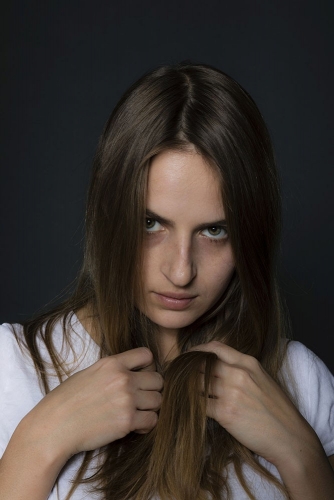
[151,315,199,333]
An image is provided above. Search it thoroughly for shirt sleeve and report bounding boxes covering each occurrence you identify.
[285,341,334,457]
[0,322,100,499]
[0,323,44,457]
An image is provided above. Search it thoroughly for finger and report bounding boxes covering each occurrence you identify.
[206,397,221,422]
[138,361,157,373]
[198,373,222,398]
[197,359,259,390]
[133,410,158,434]
[115,347,154,371]
[134,371,164,391]
[189,341,245,366]
[135,390,163,411]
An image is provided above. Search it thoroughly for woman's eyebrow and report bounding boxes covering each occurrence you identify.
[195,219,227,230]
[145,209,227,229]
[145,209,173,226]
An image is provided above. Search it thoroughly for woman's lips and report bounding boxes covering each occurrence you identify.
[153,292,197,310]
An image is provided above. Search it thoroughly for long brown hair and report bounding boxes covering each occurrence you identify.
[15,62,291,499]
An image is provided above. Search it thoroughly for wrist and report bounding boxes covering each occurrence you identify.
[0,415,69,500]
[275,440,324,477]
[274,442,334,500]
[264,418,320,469]
[16,410,72,470]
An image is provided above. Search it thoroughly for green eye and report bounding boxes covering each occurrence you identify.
[208,227,221,236]
[145,218,163,232]
[202,226,228,240]
[145,218,156,229]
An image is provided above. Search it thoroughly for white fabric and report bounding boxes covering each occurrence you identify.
[0,313,333,499]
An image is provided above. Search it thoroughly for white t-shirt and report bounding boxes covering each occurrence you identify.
[0,313,333,499]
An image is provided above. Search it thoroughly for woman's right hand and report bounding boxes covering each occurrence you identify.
[21,347,163,460]
[0,347,162,500]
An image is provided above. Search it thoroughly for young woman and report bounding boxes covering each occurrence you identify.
[0,62,333,500]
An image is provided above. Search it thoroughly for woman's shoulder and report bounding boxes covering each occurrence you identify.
[0,322,44,457]
[0,313,100,449]
[282,340,334,457]
[283,339,333,383]
[282,339,334,400]
[0,312,100,380]
[0,321,33,375]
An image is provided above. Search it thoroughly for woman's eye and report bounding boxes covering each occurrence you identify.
[145,218,163,232]
[202,226,228,240]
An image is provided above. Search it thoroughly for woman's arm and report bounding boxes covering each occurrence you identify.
[0,420,66,500]
[0,347,163,500]
[191,341,334,500]
[273,446,334,499]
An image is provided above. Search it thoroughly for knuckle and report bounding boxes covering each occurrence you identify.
[138,347,153,362]
[133,411,158,434]
[116,372,132,389]
[105,370,132,396]
[121,394,136,417]
[122,411,135,433]
[121,391,134,408]
[103,355,121,372]
[146,411,158,428]
[155,372,164,388]
[245,355,260,371]
[231,366,250,385]
[154,392,163,409]
[211,340,223,349]
[94,356,122,379]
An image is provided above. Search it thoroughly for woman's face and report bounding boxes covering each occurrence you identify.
[139,148,235,347]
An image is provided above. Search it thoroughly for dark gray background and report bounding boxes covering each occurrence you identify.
[1,1,333,372]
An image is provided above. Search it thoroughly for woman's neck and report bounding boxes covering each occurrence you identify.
[75,305,101,346]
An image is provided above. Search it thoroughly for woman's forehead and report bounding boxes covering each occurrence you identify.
[146,149,225,221]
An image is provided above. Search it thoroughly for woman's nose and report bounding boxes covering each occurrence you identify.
[161,236,197,287]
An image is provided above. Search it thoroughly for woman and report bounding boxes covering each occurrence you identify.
[0,62,333,500]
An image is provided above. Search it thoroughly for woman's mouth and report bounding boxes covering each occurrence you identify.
[153,292,197,310]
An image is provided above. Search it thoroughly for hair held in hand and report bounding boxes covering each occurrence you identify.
[18,62,291,499]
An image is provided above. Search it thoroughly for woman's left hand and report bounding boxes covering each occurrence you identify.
[190,341,320,468]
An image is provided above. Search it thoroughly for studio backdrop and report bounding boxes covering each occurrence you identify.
[1,0,333,371]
